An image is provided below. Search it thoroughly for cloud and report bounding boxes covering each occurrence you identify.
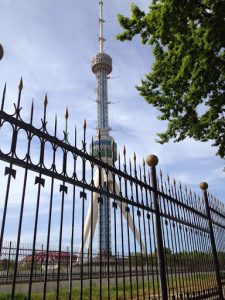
[0,0,224,248]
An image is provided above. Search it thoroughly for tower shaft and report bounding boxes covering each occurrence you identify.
[91,0,117,256]
[99,189,111,256]
[96,68,109,131]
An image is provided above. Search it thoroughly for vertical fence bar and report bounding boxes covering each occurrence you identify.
[6,241,12,283]
[146,155,168,300]
[118,153,126,300]
[200,182,224,300]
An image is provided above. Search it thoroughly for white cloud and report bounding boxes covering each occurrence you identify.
[0,0,224,248]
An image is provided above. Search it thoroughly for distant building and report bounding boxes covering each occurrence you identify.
[22,251,77,267]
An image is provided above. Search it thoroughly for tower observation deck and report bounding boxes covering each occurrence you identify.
[90,0,117,255]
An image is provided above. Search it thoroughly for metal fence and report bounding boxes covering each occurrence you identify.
[0,81,225,299]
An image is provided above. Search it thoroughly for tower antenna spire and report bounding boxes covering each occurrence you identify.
[99,0,105,53]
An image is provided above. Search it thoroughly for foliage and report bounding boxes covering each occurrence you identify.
[117,0,225,159]
[0,294,27,300]
[0,259,14,271]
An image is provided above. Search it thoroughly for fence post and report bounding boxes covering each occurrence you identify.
[200,182,224,299]
[146,155,168,300]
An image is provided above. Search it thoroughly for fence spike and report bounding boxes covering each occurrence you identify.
[123,146,127,173]
[43,94,48,108]
[30,99,34,124]
[16,77,23,112]
[118,152,121,170]
[111,138,115,157]
[1,83,6,110]
[65,107,69,120]
[123,145,126,156]
[139,164,142,179]
[160,169,162,179]
[142,158,145,167]
[133,152,136,162]
[91,135,94,156]
[167,174,170,184]
[74,126,77,147]
[98,128,101,139]
[83,118,87,130]
[142,158,147,181]
[18,77,23,91]
[64,108,69,143]
[179,182,182,190]
[54,114,58,136]
[111,139,116,165]
[42,94,48,130]
[147,170,151,184]
[83,119,87,152]
[129,158,132,174]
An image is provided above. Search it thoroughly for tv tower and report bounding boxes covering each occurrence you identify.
[91,0,115,255]
[78,0,145,259]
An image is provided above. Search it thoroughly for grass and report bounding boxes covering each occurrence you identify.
[0,274,217,300]
[0,284,135,300]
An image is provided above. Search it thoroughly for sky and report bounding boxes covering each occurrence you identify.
[0,0,224,249]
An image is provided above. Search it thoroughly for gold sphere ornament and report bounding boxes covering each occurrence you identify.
[146,154,159,167]
[200,182,208,191]
[0,44,3,61]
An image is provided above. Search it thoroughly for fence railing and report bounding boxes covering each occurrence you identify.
[0,81,225,299]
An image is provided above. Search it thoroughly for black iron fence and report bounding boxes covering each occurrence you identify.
[0,81,225,299]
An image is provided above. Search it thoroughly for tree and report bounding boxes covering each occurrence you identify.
[117,0,225,159]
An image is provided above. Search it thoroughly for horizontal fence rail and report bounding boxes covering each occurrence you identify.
[0,82,225,299]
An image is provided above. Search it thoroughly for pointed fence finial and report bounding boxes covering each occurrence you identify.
[143,158,145,167]
[91,135,94,155]
[160,169,163,178]
[167,174,170,182]
[18,77,23,91]
[3,82,6,93]
[138,164,142,179]
[98,128,101,139]
[30,99,34,124]
[65,107,69,120]
[83,118,87,130]
[133,152,136,162]
[111,138,115,147]
[16,77,23,112]
[129,157,132,169]
[54,114,58,136]
[0,44,4,61]
[123,145,126,156]
[43,94,48,108]
[74,125,77,147]
[64,108,69,143]
[1,83,6,110]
